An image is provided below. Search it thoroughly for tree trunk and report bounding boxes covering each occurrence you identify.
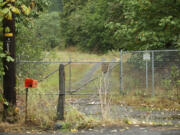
[3,1,17,122]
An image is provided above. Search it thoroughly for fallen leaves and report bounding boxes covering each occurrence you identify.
[71,128,78,133]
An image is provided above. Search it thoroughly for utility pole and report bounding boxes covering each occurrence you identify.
[3,0,16,122]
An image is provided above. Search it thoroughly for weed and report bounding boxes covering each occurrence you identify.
[61,105,99,130]
[98,72,111,120]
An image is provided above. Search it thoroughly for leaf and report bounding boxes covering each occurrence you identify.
[4,101,9,106]
[0,1,7,7]
[11,6,20,14]
[21,4,31,15]
[5,10,12,20]
[1,8,9,15]
[0,53,6,58]
[127,120,132,124]
[26,7,31,15]
[15,107,19,113]
[71,129,78,133]
[5,27,10,33]
[6,56,14,62]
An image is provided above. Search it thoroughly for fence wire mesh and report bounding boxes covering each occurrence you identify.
[122,50,180,98]
[16,50,180,126]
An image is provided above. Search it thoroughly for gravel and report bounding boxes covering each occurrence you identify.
[0,126,179,135]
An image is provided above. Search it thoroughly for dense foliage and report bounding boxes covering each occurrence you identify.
[0,0,54,77]
[60,0,180,52]
[0,0,180,70]
[16,11,61,59]
[60,0,114,53]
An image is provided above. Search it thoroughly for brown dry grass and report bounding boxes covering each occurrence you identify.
[0,121,54,133]
[111,94,180,111]
[0,122,27,133]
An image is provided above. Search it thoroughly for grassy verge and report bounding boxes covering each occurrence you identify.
[111,92,180,111]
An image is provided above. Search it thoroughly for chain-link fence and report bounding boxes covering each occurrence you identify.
[121,50,180,98]
[16,50,180,126]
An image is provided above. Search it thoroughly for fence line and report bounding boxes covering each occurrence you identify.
[17,93,116,96]
[123,49,179,53]
[16,50,180,98]
[16,50,180,126]
[39,68,59,82]
[16,60,120,64]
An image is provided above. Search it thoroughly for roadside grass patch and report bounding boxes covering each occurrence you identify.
[60,105,99,131]
[110,91,180,111]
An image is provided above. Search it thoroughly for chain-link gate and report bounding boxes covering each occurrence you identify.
[16,50,180,126]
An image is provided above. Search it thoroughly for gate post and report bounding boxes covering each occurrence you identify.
[152,51,155,97]
[120,50,123,93]
[57,64,65,120]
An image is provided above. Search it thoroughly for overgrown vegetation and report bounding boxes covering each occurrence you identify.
[0,50,180,132]
[60,0,180,52]
[0,0,180,132]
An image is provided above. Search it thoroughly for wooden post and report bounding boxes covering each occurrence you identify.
[57,64,65,120]
[3,0,16,121]
[25,88,28,123]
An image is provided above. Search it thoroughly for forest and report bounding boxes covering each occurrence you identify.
[0,0,180,57]
[0,0,179,75]
[60,0,180,52]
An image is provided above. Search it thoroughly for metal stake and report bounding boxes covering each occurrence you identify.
[120,50,123,93]
[152,51,155,97]
[146,60,148,89]
[69,56,72,94]
[25,88,28,123]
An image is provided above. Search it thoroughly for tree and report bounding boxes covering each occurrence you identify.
[60,0,180,52]
[60,0,114,53]
[106,0,180,50]
[2,0,18,122]
[0,0,51,122]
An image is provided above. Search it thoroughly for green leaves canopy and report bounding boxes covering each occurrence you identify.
[61,0,180,52]
[0,0,52,78]
[60,0,114,53]
[106,0,180,50]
